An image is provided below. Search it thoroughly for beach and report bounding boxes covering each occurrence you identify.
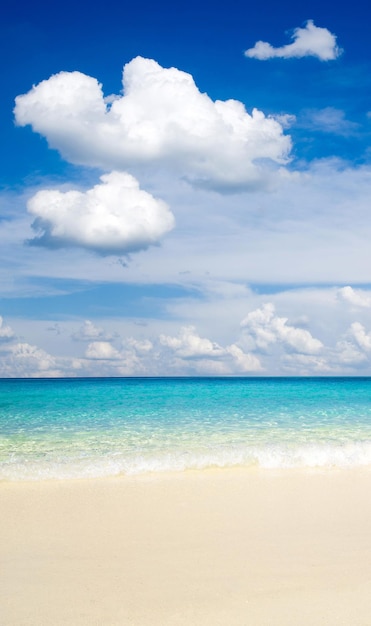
[1,468,371,625]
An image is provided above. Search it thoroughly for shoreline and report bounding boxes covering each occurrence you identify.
[2,468,371,625]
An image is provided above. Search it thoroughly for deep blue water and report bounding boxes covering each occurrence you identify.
[1,377,371,480]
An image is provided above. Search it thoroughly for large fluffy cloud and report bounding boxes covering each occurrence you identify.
[27,171,174,254]
[245,20,341,61]
[14,56,291,191]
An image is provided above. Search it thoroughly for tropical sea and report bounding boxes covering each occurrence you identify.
[1,377,371,481]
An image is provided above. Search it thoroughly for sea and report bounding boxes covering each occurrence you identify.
[1,377,371,481]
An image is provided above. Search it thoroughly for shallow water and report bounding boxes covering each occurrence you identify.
[1,377,371,480]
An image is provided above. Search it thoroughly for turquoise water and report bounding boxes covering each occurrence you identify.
[1,377,371,480]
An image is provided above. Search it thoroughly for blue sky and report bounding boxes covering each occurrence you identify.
[1,0,371,376]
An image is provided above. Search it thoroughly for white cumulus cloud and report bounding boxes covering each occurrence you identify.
[14,56,291,192]
[125,337,153,353]
[160,325,225,359]
[225,343,262,372]
[0,342,64,378]
[348,322,371,351]
[85,341,122,360]
[245,20,341,61]
[27,171,174,255]
[334,339,367,366]
[337,286,371,308]
[160,326,261,372]
[0,317,66,377]
[72,320,115,341]
[240,303,323,354]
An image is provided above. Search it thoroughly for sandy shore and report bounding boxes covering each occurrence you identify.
[1,469,371,625]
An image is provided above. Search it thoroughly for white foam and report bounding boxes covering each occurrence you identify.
[2,440,371,481]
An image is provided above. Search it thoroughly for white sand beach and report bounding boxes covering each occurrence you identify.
[1,469,371,625]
